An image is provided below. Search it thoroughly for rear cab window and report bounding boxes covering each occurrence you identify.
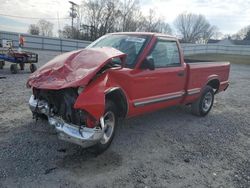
[149,38,181,68]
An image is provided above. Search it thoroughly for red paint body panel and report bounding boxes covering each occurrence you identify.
[28,32,230,120]
[182,62,230,104]
[74,70,125,120]
[187,62,230,89]
[27,47,126,90]
[74,74,107,120]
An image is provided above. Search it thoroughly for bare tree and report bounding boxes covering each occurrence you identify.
[81,0,110,40]
[59,25,72,39]
[232,25,250,40]
[59,25,80,39]
[72,0,172,40]
[37,19,54,37]
[139,9,172,34]
[118,0,144,32]
[28,24,40,35]
[141,9,159,32]
[244,30,250,40]
[155,20,172,34]
[211,28,224,40]
[98,0,120,36]
[174,13,216,43]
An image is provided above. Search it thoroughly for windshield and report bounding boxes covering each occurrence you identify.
[88,34,149,68]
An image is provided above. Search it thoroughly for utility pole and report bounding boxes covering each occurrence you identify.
[69,1,78,38]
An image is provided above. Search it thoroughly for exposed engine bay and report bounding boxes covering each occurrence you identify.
[31,61,120,126]
[29,87,106,148]
[33,88,85,126]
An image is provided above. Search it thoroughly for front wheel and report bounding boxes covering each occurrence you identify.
[92,100,117,154]
[191,85,214,116]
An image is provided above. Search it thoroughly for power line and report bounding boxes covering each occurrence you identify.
[69,1,79,37]
[0,13,70,20]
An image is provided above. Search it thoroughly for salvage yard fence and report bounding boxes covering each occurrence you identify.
[0,30,91,52]
[182,43,250,56]
[1,30,250,56]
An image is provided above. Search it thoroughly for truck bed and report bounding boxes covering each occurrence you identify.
[183,59,230,104]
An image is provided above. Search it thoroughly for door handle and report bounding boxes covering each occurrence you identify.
[177,71,185,77]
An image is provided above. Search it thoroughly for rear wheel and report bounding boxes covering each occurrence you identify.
[92,100,117,154]
[10,64,18,74]
[191,85,214,116]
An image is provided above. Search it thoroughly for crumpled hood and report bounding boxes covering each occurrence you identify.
[27,47,126,90]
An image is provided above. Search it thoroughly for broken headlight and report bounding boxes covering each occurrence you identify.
[78,86,85,95]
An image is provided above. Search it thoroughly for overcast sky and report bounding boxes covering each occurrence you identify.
[0,0,249,36]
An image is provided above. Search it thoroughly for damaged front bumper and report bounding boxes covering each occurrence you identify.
[29,95,104,148]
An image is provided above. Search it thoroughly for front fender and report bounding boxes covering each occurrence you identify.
[74,75,107,120]
[74,72,122,120]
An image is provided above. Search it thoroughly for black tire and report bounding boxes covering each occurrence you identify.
[30,64,37,73]
[33,112,48,121]
[191,85,214,117]
[92,100,117,154]
[19,62,25,70]
[10,64,18,74]
[0,61,4,69]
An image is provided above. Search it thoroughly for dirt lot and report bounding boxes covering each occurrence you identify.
[0,51,249,188]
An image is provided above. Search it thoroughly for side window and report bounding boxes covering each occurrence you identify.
[150,40,180,68]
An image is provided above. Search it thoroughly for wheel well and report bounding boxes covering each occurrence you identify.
[207,79,220,93]
[105,89,128,118]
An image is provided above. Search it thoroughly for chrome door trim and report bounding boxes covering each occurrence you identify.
[134,91,185,107]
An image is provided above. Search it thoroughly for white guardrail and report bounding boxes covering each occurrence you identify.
[1,30,249,55]
[182,43,250,56]
[0,30,91,52]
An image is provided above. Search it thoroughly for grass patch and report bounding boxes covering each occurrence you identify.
[185,53,250,64]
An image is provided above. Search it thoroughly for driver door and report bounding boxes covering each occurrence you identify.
[128,38,186,116]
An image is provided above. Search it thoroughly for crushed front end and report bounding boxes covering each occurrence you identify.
[27,47,126,148]
[29,88,105,148]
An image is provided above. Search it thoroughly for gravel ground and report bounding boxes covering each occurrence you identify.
[0,50,249,188]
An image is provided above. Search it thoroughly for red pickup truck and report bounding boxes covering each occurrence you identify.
[27,32,230,153]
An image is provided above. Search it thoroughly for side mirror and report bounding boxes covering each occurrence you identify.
[141,56,155,70]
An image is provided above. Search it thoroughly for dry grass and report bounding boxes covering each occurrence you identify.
[185,53,250,64]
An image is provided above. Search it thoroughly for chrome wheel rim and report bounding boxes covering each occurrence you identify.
[202,92,213,112]
[100,111,115,144]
